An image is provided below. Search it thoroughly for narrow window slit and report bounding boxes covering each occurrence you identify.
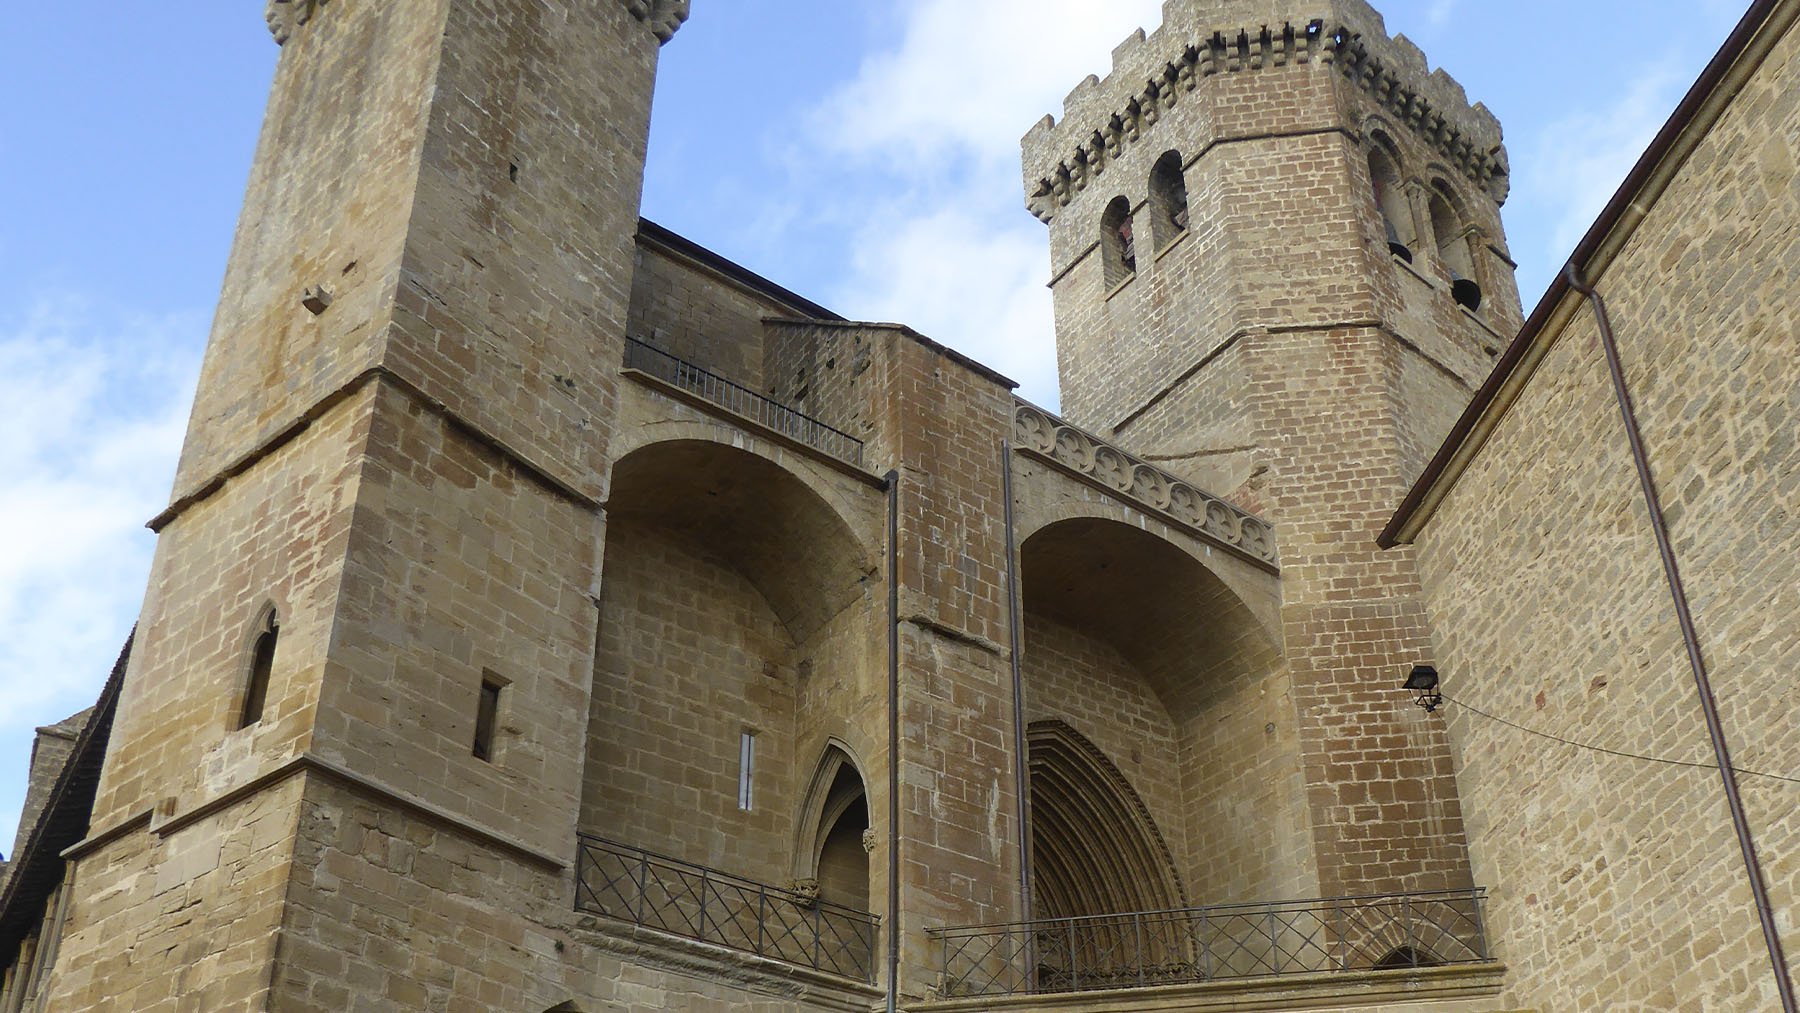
[474,677,503,761]
[738,730,757,811]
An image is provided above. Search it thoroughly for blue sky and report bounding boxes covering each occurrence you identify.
[0,0,1748,851]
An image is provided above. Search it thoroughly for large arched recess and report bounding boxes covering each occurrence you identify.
[604,438,874,640]
[581,439,877,887]
[1019,517,1306,909]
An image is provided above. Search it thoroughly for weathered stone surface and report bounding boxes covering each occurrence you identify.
[6,0,1791,1010]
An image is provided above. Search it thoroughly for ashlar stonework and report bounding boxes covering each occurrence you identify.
[1,0,1794,1011]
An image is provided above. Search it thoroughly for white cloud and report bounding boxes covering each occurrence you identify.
[1520,60,1689,268]
[0,300,201,848]
[799,0,1174,410]
[832,201,1061,405]
[815,0,1165,169]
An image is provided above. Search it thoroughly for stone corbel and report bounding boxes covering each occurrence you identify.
[266,0,329,45]
[623,0,690,43]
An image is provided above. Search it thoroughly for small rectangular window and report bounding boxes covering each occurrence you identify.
[737,731,756,811]
[473,678,503,762]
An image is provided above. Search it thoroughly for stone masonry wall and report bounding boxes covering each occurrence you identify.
[585,517,802,883]
[170,1,444,497]
[1412,10,1800,1009]
[45,775,304,1011]
[276,774,872,1012]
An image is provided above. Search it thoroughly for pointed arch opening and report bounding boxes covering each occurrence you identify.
[1028,720,1185,919]
[1147,151,1189,250]
[1100,196,1137,288]
[237,605,279,729]
[795,744,872,913]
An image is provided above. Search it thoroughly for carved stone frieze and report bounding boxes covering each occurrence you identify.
[265,0,329,45]
[1013,401,1278,568]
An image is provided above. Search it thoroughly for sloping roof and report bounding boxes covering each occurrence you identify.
[0,633,130,967]
[1379,0,1790,547]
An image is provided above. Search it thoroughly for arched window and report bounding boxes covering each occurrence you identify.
[239,608,278,729]
[1367,136,1414,261]
[1100,196,1136,288]
[1428,182,1482,310]
[1147,151,1189,250]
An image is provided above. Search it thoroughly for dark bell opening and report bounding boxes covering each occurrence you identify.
[1388,241,1414,263]
[1452,276,1483,311]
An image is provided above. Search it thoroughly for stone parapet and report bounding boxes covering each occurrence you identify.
[1021,0,1506,221]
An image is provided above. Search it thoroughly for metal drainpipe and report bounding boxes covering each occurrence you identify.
[1001,441,1035,924]
[884,469,901,1013]
[1566,264,1797,1012]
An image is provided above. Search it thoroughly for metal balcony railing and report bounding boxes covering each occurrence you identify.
[575,833,879,983]
[624,338,866,467]
[930,888,1491,998]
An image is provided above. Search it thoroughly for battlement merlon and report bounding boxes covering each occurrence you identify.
[1021,0,1508,222]
[265,0,691,45]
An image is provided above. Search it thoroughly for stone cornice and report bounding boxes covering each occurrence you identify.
[1013,401,1278,570]
[1022,10,1507,221]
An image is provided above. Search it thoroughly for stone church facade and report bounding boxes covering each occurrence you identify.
[0,0,1793,1010]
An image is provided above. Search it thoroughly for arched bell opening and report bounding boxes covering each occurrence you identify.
[1019,518,1303,911]
[582,440,875,886]
[1147,151,1190,251]
[1426,180,1481,310]
[1101,195,1137,287]
[795,745,872,913]
[1366,132,1415,261]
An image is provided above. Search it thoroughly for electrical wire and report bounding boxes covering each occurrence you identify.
[1443,692,1800,787]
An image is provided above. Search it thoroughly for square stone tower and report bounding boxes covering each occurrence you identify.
[39,2,689,1008]
[1025,0,1524,902]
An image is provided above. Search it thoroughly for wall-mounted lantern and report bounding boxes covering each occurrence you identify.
[1403,664,1442,713]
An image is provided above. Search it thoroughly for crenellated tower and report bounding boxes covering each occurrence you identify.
[1026,0,1523,902]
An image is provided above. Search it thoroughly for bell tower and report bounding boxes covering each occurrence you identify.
[42,2,688,1009]
[1026,0,1523,901]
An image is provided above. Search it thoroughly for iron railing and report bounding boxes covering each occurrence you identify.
[575,833,879,982]
[624,338,866,467]
[931,888,1490,998]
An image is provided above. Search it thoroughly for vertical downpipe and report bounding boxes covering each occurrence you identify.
[1001,441,1035,924]
[1567,264,1797,1012]
[885,469,902,1013]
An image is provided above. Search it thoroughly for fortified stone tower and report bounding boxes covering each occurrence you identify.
[1024,0,1524,901]
[40,1,689,1008]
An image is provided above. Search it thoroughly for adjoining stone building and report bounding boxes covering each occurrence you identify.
[0,0,1793,1010]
